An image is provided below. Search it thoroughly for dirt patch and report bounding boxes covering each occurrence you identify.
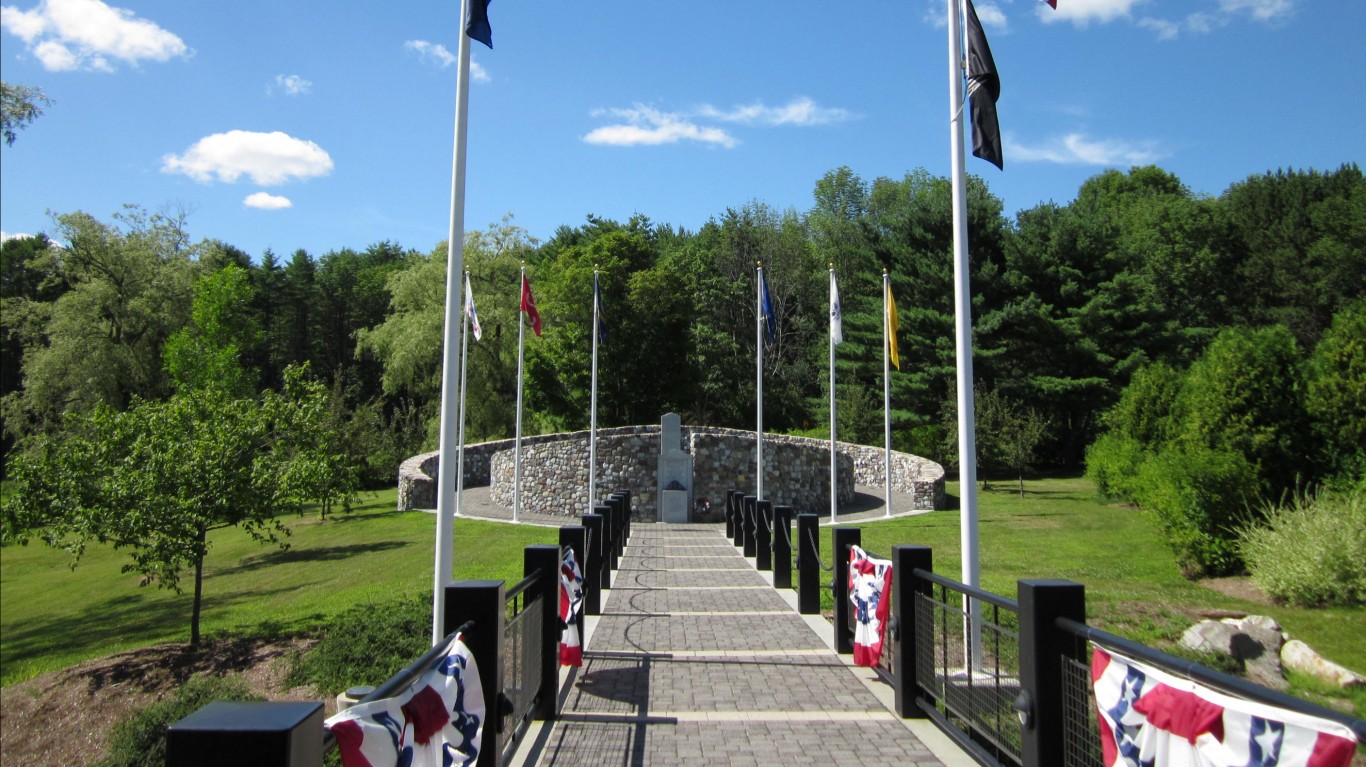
[0,636,320,767]
[1199,575,1274,606]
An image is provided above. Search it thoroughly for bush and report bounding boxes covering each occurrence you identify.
[1134,446,1259,577]
[1085,433,1147,501]
[287,592,431,696]
[1304,301,1366,485]
[1240,490,1366,607]
[97,675,259,767]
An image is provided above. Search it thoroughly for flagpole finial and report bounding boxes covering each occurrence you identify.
[883,267,889,276]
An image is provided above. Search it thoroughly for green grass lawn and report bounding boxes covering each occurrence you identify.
[0,488,556,685]
[831,476,1365,695]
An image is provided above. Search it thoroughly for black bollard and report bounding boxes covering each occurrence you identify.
[755,499,773,571]
[742,495,757,558]
[796,513,820,614]
[832,527,861,655]
[773,505,794,589]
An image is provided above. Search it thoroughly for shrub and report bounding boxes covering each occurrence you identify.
[1304,301,1366,486]
[287,592,431,696]
[97,675,259,767]
[1134,446,1259,577]
[1085,433,1147,502]
[1240,490,1366,607]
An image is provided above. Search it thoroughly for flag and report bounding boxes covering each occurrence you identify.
[559,548,586,667]
[1041,0,1057,7]
[760,269,776,344]
[848,545,893,667]
[965,0,1003,170]
[593,274,608,344]
[830,273,843,345]
[464,272,481,342]
[520,273,541,337]
[325,633,486,767]
[1092,648,1358,767]
[465,0,493,49]
[886,281,900,370]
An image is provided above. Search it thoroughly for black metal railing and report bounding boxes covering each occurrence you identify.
[500,567,545,763]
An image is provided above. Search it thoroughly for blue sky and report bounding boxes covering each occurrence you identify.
[2,0,1362,259]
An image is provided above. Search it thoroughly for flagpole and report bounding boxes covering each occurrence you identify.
[431,0,475,644]
[515,264,527,524]
[948,0,983,663]
[755,262,765,502]
[829,266,838,525]
[883,270,893,519]
[455,272,472,520]
[589,268,600,515]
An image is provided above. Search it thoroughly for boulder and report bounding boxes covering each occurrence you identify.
[1281,640,1365,689]
[1179,616,1287,690]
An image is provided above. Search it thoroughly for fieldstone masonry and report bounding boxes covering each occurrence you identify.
[397,423,946,520]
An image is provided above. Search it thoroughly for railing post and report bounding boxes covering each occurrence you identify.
[615,489,632,538]
[559,526,588,644]
[732,492,745,547]
[892,545,932,719]
[581,513,604,614]
[773,505,793,589]
[610,492,627,559]
[166,701,324,767]
[525,545,560,722]
[725,490,738,538]
[1018,579,1087,767]
[755,499,773,571]
[742,495,757,558]
[444,579,505,767]
[602,500,620,571]
[832,527,861,655]
[796,513,820,614]
[592,504,614,586]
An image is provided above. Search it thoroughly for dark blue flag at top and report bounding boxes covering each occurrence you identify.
[760,269,776,344]
[466,0,493,49]
[594,273,609,344]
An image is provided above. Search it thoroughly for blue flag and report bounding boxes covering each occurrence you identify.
[466,0,493,49]
[760,270,776,344]
[594,274,609,343]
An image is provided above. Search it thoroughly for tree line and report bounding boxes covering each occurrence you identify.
[4,163,1362,485]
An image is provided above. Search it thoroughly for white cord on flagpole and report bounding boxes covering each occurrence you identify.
[514,264,526,525]
[948,0,983,668]
[432,0,475,644]
[589,269,600,515]
[829,266,838,526]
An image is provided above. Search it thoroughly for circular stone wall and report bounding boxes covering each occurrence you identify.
[398,424,945,520]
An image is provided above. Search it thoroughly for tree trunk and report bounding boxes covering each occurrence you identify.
[190,527,206,647]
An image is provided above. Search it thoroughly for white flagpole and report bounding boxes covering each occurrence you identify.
[589,268,600,515]
[432,0,475,644]
[514,265,527,524]
[883,270,893,519]
[829,266,838,525]
[948,0,983,663]
[755,263,765,502]
[455,272,472,520]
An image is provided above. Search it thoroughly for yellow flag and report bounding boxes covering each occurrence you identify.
[886,281,900,370]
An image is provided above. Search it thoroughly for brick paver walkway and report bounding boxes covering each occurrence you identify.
[535,523,947,766]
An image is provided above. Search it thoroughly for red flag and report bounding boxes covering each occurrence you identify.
[520,273,541,337]
[1042,0,1056,7]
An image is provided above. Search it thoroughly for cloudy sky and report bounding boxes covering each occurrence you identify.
[2,0,1362,257]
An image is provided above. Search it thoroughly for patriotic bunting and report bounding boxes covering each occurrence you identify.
[848,545,894,667]
[325,634,485,767]
[1093,648,1358,767]
[559,547,586,666]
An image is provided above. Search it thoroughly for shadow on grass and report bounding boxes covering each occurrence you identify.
[0,583,313,681]
[216,540,411,575]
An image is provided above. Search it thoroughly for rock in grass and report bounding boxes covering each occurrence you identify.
[1281,640,1365,689]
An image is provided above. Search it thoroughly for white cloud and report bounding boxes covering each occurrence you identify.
[696,97,856,127]
[584,105,738,149]
[1,230,32,241]
[1219,0,1293,21]
[162,130,334,186]
[272,74,312,96]
[404,39,489,82]
[974,2,1010,31]
[244,192,293,210]
[1008,132,1165,165]
[1038,0,1146,26]
[0,0,189,72]
[1137,16,1179,40]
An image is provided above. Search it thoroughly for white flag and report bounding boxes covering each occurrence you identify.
[830,273,843,345]
[464,272,482,342]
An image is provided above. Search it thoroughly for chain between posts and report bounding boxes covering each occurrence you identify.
[807,527,833,572]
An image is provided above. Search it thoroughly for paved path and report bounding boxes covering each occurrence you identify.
[528,523,953,767]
